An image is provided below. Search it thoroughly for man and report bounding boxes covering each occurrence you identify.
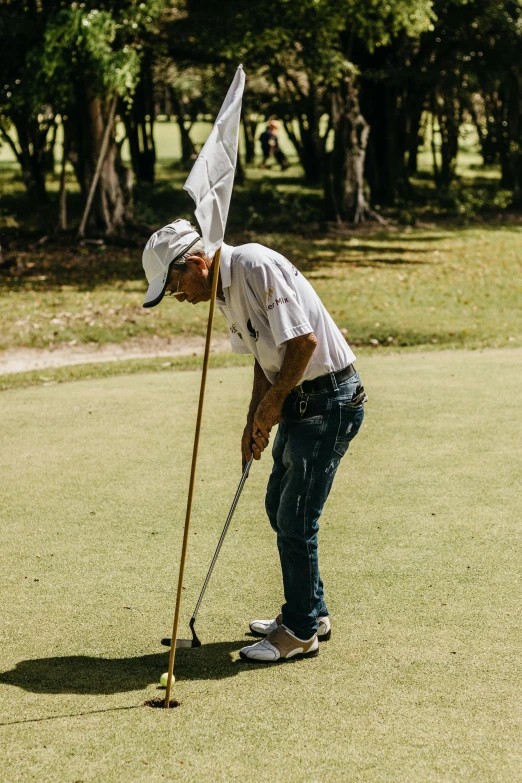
[143,219,366,663]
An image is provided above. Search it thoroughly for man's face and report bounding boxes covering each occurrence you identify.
[165,255,212,305]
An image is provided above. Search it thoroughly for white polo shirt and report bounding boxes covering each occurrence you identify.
[217,242,356,384]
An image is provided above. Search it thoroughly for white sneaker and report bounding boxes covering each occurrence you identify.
[240,625,319,663]
[249,612,331,641]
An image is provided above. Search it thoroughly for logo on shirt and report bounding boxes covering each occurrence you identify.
[267,296,289,311]
[230,323,243,340]
[247,319,259,342]
[264,286,274,304]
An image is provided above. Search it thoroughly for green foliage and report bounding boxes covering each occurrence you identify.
[2,0,522,221]
[0,1,165,119]
[344,0,434,50]
[41,4,153,103]
[184,0,434,80]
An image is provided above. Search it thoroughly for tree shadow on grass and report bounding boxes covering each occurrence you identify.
[0,640,247,695]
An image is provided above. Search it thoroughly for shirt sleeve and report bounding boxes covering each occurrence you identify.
[246,262,313,347]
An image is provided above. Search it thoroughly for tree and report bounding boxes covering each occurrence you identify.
[463,0,522,200]
[0,0,57,199]
[177,0,433,222]
[124,49,157,184]
[41,4,158,234]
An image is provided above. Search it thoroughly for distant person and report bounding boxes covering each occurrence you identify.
[259,120,289,170]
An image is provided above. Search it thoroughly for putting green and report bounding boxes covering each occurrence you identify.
[1,349,521,782]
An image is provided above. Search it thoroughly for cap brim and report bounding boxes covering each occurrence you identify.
[143,266,170,308]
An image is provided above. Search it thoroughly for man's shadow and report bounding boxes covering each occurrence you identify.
[0,640,247,695]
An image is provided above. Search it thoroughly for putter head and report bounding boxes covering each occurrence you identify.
[160,618,202,649]
[160,637,195,648]
[175,638,194,648]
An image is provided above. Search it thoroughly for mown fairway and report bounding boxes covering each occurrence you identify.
[1,349,521,782]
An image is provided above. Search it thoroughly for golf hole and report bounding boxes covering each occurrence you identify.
[145,699,181,709]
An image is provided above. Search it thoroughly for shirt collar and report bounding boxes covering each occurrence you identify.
[219,242,233,290]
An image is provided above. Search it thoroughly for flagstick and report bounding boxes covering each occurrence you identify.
[164,247,222,708]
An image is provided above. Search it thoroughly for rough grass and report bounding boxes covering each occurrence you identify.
[1,349,521,782]
[1,224,521,355]
[2,118,520,361]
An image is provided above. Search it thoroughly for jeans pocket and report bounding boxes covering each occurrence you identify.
[334,402,364,457]
[344,383,368,408]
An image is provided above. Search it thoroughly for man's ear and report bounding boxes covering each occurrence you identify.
[185,255,208,274]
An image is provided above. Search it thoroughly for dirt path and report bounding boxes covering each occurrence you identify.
[0,336,232,375]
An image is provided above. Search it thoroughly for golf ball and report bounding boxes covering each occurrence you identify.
[160,672,175,688]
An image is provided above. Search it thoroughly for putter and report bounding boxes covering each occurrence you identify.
[162,456,253,649]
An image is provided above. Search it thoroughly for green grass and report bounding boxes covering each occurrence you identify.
[1,349,521,781]
[0,351,252,392]
[1,224,521,355]
[1,117,520,373]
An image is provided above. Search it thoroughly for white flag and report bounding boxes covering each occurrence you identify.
[183,65,245,256]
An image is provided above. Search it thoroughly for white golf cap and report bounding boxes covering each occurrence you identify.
[142,219,202,308]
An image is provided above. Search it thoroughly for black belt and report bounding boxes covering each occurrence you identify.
[294,364,357,395]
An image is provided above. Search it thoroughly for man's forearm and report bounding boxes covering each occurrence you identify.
[267,332,318,405]
[250,332,317,456]
[247,359,272,422]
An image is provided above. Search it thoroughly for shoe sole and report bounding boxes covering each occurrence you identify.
[239,647,319,663]
[249,627,331,642]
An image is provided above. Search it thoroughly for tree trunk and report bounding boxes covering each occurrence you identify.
[430,105,440,185]
[56,123,69,232]
[505,70,522,204]
[124,54,156,183]
[242,116,257,164]
[72,90,132,235]
[169,86,195,167]
[42,117,58,175]
[269,70,326,181]
[406,105,423,176]
[235,145,245,184]
[436,87,461,188]
[282,115,323,182]
[361,81,401,205]
[1,116,49,200]
[324,73,381,224]
[362,78,419,205]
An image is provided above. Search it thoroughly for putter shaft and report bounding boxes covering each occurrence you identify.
[191,456,253,622]
[165,457,253,649]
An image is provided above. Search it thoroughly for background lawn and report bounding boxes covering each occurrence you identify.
[2,117,519,374]
[1,224,521,358]
[1,348,521,782]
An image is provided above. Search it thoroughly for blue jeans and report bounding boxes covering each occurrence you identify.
[265,372,365,640]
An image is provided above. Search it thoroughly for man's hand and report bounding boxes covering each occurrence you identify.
[251,391,283,460]
[240,334,317,467]
[241,414,272,467]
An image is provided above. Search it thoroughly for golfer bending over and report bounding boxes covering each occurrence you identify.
[142,219,367,663]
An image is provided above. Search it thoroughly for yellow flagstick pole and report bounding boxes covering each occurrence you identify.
[164,247,222,708]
